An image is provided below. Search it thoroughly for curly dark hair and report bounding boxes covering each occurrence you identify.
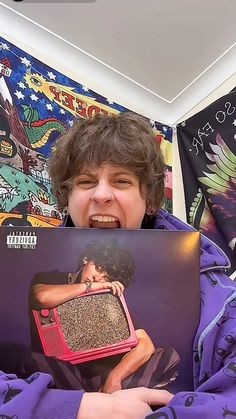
[49,112,166,221]
[78,239,135,288]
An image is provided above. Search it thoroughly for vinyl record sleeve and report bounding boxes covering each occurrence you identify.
[0,227,200,393]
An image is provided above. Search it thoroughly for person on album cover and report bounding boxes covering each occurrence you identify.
[29,239,180,394]
[30,239,135,309]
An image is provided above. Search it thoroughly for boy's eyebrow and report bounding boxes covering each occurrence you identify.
[76,171,96,177]
[77,168,136,177]
[111,170,136,176]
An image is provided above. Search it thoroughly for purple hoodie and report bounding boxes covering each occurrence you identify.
[147,210,236,418]
[0,210,235,419]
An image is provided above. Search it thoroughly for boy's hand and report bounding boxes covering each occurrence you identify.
[77,388,173,419]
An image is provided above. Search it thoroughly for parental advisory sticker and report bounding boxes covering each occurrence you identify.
[7,231,37,250]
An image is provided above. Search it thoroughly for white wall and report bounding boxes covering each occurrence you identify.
[0,5,171,125]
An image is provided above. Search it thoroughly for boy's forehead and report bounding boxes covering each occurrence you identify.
[78,163,137,176]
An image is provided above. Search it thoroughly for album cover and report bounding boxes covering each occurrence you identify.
[0,227,200,393]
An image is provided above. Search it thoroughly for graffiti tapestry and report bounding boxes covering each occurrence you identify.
[177,89,236,274]
[0,36,172,228]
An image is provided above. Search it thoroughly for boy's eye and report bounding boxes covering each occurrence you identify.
[114,179,132,185]
[77,179,96,186]
[80,180,93,184]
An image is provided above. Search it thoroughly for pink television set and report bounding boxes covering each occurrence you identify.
[32,288,138,364]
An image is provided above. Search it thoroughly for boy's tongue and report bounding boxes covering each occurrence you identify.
[90,220,120,228]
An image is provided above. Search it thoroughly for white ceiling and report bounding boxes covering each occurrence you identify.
[1,0,236,122]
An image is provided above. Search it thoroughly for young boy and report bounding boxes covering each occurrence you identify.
[1,112,235,418]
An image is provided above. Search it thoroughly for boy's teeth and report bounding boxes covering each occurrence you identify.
[91,216,117,222]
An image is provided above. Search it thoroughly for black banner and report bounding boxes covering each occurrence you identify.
[177,88,236,274]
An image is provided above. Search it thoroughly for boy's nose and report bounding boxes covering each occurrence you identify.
[91,181,114,204]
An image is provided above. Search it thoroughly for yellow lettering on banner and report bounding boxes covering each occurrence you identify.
[24,73,119,118]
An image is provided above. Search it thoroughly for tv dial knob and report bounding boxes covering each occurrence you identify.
[40,309,50,318]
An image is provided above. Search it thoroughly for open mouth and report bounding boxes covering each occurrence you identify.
[89,215,121,228]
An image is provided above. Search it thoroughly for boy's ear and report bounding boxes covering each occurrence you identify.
[83,257,88,264]
[145,198,156,216]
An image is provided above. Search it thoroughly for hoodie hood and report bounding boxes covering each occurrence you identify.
[153,209,231,273]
